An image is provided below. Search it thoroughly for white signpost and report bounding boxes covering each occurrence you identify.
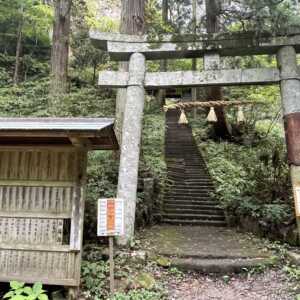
[97,198,124,295]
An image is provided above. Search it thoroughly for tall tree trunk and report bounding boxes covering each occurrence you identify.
[157,0,168,106]
[115,0,145,142]
[50,0,71,100]
[192,0,197,117]
[205,0,231,138]
[13,6,24,85]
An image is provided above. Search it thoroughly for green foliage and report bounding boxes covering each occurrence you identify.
[0,0,52,54]
[81,261,109,299]
[145,0,173,39]
[202,138,292,224]
[225,0,300,34]
[283,265,300,281]
[192,107,293,228]
[139,101,167,224]
[167,267,184,279]
[142,105,167,179]
[3,281,48,300]
[82,0,119,31]
[0,67,11,87]
[111,289,165,300]
[84,151,119,241]
[0,78,115,118]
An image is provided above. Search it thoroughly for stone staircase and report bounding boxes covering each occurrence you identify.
[162,110,226,226]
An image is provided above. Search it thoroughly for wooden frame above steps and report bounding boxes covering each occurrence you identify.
[0,118,118,291]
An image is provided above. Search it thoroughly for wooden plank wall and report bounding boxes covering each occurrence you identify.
[0,149,87,287]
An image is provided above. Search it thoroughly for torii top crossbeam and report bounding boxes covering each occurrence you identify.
[90,29,300,61]
[90,30,300,90]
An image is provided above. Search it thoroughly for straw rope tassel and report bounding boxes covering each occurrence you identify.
[207,107,217,123]
[178,109,188,124]
[237,106,245,123]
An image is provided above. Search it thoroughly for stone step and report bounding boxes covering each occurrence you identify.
[167,191,214,197]
[164,195,214,200]
[168,174,212,179]
[167,178,213,184]
[167,175,214,181]
[164,201,218,207]
[167,168,209,173]
[161,219,227,226]
[169,175,211,178]
[166,193,212,197]
[171,257,270,274]
[167,165,206,169]
[164,190,212,201]
[164,203,222,210]
[161,213,225,221]
[168,174,213,183]
[170,182,214,187]
[168,173,212,177]
[166,195,215,200]
[163,110,226,227]
[172,184,214,188]
[167,169,211,174]
[164,208,224,215]
[169,191,214,196]
[167,164,206,168]
[165,196,214,201]
[167,170,210,175]
[166,151,199,154]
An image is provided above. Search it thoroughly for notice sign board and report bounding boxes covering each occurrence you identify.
[295,187,300,217]
[97,198,124,236]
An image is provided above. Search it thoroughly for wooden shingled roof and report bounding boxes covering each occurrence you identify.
[0,118,118,150]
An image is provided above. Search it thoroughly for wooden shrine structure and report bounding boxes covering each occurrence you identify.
[90,29,300,244]
[0,118,118,297]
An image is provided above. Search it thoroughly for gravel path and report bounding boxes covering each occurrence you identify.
[168,270,298,300]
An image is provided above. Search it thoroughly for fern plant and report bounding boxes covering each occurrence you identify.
[3,281,48,300]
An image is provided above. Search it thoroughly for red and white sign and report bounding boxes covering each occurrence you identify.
[97,198,124,236]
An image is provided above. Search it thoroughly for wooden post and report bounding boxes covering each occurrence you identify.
[117,52,146,245]
[277,46,300,239]
[67,288,79,300]
[109,236,115,295]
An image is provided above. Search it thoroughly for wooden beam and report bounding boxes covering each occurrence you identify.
[0,211,72,219]
[0,276,77,287]
[69,136,92,149]
[0,180,75,187]
[98,67,281,88]
[0,244,72,252]
[90,30,300,61]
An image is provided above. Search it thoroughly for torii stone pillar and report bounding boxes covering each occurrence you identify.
[277,46,300,238]
[117,52,146,245]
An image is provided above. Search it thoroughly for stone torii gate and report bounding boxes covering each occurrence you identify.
[90,30,300,244]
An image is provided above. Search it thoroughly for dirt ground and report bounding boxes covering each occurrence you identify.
[167,270,298,300]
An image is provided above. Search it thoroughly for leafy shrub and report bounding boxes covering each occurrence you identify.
[112,289,165,300]
[0,78,115,118]
[3,281,48,300]
[0,67,10,87]
[261,204,291,224]
[283,265,300,281]
[191,109,293,231]
[81,261,109,299]
[84,151,119,242]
